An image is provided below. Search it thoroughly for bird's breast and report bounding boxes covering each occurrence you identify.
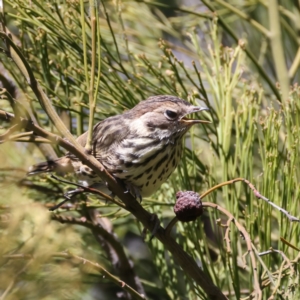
[107,137,183,197]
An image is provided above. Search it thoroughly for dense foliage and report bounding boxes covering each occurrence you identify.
[0,1,299,299]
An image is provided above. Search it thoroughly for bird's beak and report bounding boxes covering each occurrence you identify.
[180,107,211,125]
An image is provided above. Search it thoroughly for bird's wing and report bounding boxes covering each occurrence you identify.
[67,116,130,161]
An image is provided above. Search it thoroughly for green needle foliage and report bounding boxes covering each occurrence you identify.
[0,0,300,299]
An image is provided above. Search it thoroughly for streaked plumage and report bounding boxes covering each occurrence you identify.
[28,95,209,198]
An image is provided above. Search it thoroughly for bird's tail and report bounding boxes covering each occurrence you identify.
[27,157,74,176]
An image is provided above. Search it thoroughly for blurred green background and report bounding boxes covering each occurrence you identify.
[0,0,300,299]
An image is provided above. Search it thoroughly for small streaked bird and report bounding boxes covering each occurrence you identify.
[28,95,209,200]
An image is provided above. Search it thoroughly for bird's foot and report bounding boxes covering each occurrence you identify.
[124,182,142,202]
[49,188,85,211]
[64,188,85,199]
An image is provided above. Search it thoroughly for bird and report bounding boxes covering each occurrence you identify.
[28,95,209,202]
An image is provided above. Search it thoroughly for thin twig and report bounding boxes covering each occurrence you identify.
[258,248,294,276]
[0,259,33,300]
[50,174,125,208]
[86,1,98,151]
[4,252,146,300]
[0,123,21,143]
[52,211,146,295]
[204,202,262,300]
[268,0,289,100]
[201,178,300,222]
[0,31,79,147]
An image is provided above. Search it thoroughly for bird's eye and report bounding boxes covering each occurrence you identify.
[164,110,178,120]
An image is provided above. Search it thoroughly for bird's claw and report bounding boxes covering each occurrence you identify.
[49,188,84,211]
[125,183,142,202]
[64,188,84,199]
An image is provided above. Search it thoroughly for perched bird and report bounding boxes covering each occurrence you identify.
[28,95,209,200]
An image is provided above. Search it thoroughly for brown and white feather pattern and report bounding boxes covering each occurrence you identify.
[28,95,208,198]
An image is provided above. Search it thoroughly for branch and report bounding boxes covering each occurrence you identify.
[51,212,145,296]
[4,252,146,300]
[0,110,227,299]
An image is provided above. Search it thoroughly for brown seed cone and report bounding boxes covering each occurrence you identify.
[174,191,203,222]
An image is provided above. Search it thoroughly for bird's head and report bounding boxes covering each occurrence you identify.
[125,95,210,140]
